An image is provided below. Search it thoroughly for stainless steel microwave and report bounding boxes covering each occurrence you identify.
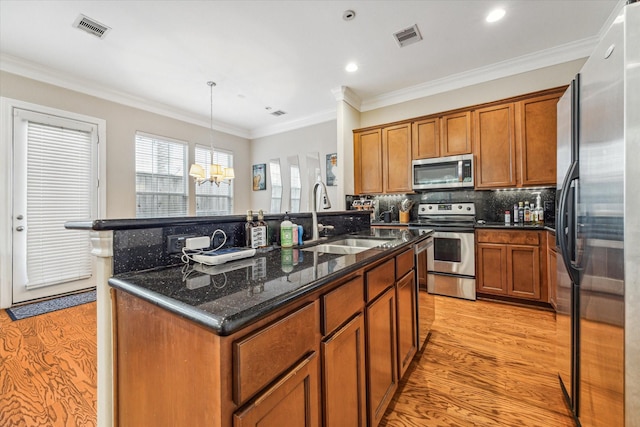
[412,154,474,190]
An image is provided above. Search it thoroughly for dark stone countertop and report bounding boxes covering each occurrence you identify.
[108,228,429,336]
[370,221,409,227]
[475,222,555,231]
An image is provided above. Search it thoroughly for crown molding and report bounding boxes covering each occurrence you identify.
[331,86,362,111]
[360,36,598,112]
[1,34,599,140]
[0,53,251,139]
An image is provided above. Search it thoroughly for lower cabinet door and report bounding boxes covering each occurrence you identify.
[365,287,398,427]
[234,352,320,427]
[322,313,367,427]
[476,243,508,295]
[508,244,541,299]
[396,271,417,378]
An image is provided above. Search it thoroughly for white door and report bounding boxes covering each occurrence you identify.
[12,108,98,304]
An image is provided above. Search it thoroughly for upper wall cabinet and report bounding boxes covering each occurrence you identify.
[382,123,412,194]
[516,93,560,187]
[354,123,411,195]
[441,111,473,157]
[474,103,517,188]
[474,89,563,189]
[354,128,383,194]
[354,86,565,194]
[412,111,472,160]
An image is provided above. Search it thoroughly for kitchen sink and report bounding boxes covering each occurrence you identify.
[301,237,388,255]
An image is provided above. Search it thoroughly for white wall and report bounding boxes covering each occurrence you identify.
[250,120,338,213]
[0,70,252,219]
[359,59,586,128]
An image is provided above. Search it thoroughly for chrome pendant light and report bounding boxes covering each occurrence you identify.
[189,81,235,186]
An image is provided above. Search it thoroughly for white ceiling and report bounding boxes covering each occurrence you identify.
[0,0,619,138]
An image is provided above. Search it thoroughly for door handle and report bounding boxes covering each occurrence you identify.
[16,226,24,231]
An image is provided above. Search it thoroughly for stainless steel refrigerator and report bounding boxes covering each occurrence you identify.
[556,1,639,426]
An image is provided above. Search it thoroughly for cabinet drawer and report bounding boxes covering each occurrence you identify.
[321,275,364,335]
[476,230,540,245]
[395,248,414,279]
[365,258,395,302]
[234,301,318,405]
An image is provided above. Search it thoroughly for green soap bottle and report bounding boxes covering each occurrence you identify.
[280,212,293,248]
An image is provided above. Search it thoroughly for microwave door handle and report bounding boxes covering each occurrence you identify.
[458,160,463,182]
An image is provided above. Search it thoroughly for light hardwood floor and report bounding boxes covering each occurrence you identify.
[0,301,97,427]
[0,296,574,426]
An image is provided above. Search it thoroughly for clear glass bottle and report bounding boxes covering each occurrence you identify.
[245,210,254,248]
[518,202,524,223]
[255,209,268,248]
[524,201,531,223]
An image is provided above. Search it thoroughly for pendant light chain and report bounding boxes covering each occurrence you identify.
[208,81,216,159]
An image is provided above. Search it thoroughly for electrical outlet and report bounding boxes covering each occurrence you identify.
[167,234,196,254]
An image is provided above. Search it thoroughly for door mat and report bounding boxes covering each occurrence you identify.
[5,289,96,321]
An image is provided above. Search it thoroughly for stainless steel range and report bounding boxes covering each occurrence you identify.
[409,202,476,301]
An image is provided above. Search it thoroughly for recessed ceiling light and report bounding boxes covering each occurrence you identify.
[486,8,506,23]
[345,62,358,72]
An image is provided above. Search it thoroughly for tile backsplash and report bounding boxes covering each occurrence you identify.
[347,188,556,224]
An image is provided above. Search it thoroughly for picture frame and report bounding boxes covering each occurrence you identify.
[252,163,266,191]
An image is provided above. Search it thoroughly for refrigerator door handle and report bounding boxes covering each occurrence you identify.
[558,160,581,285]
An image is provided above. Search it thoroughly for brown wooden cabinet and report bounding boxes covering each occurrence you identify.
[365,286,398,427]
[476,230,547,302]
[322,314,367,427]
[354,123,411,194]
[516,94,560,187]
[234,352,320,427]
[382,123,412,193]
[396,271,417,378]
[474,90,562,189]
[412,112,472,160]
[354,128,383,194]
[547,230,558,310]
[113,245,424,427]
[411,117,440,159]
[474,102,517,188]
[441,111,473,156]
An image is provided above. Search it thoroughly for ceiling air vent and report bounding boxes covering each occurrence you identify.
[270,110,287,117]
[393,24,422,48]
[73,14,111,39]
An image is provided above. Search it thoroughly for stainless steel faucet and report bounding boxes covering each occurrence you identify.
[311,179,332,241]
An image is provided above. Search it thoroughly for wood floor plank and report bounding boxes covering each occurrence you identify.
[1,295,573,427]
[0,302,97,427]
[381,296,575,427]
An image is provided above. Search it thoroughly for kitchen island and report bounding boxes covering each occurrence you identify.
[67,212,432,427]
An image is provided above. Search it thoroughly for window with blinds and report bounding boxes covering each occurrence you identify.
[269,159,282,213]
[135,133,188,218]
[14,111,96,289]
[194,145,234,216]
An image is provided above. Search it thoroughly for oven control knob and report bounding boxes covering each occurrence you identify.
[467,207,471,211]
[458,205,462,210]
[428,206,433,210]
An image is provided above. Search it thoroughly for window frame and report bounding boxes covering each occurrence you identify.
[135,131,189,218]
[194,144,234,216]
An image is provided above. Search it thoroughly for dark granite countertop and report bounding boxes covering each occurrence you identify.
[108,228,429,336]
[370,221,409,227]
[475,222,555,231]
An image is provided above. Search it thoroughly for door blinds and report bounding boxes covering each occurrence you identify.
[20,114,95,289]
